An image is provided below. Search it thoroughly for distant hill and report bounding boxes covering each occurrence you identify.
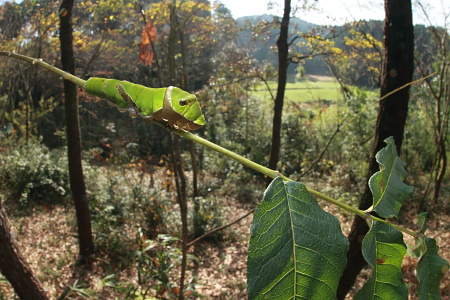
[236,15,324,77]
[235,15,441,83]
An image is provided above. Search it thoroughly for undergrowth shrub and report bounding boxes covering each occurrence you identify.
[405,85,436,173]
[191,196,224,241]
[279,104,315,175]
[200,84,271,176]
[219,164,265,203]
[121,232,199,299]
[0,144,70,208]
[298,87,377,178]
[83,161,171,257]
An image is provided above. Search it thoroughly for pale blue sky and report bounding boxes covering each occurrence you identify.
[0,0,448,26]
[218,0,449,26]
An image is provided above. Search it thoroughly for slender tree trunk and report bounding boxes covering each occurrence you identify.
[59,0,95,260]
[178,27,199,200]
[268,0,290,173]
[168,135,188,300]
[336,1,414,298]
[190,139,203,237]
[168,2,177,86]
[433,137,447,202]
[0,199,49,300]
[430,33,450,202]
[167,3,188,298]
[25,87,30,144]
[432,80,448,201]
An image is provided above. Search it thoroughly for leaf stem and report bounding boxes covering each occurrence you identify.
[158,123,287,181]
[161,124,369,218]
[1,51,420,239]
[162,124,419,238]
[306,188,368,219]
[0,51,87,87]
[370,215,420,238]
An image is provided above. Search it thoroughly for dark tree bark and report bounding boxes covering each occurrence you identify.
[0,200,49,300]
[168,135,189,300]
[268,0,290,172]
[337,0,414,298]
[59,0,94,260]
[167,4,188,298]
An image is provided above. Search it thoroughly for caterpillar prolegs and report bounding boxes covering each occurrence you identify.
[85,77,205,130]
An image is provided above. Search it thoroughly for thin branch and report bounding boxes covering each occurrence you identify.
[1,51,426,241]
[340,73,436,130]
[168,133,188,300]
[288,51,335,64]
[187,209,255,247]
[0,52,87,87]
[287,34,302,47]
[258,75,276,101]
[82,30,107,77]
[297,125,340,179]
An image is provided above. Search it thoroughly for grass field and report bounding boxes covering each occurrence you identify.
[252,76,343,103]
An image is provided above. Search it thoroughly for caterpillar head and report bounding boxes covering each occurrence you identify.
[163,86,205,130]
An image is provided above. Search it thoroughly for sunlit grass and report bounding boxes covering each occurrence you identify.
[252,76,344,103]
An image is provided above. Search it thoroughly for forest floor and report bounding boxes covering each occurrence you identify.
[1,171,449,299]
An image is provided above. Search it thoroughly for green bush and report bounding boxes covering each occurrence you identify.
[82,158,172,252]
[0,144,70,208]
[405,85,437,172]
[279,104,316,175]
[122,232,199,299]
[191,196,224,241]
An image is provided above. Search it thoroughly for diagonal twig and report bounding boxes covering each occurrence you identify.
[187,209,255,247]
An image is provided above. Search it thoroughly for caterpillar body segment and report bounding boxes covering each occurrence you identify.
[84,77,205,130]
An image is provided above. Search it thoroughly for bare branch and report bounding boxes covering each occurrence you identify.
[297,126,340,179]
[288,51,335,64]
[187,209,255,247]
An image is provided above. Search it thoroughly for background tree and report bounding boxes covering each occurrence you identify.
[0,0,448,298]
[265,0,339,173]
[143,1,217,296]
[327,23,383,88]
[268,0,290,172]
[0,199,49,300]
[60,0,95,259]
[412,12,450,206]
[337,0,415,297]
[0,0,62,146]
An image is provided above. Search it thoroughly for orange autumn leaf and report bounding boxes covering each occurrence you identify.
[139,22,157,66]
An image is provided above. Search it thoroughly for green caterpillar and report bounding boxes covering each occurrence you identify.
[85,77,205,130]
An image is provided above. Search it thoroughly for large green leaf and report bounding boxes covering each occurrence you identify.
[247,177,348,299]
[417,237,449,300]
[407,214,429,259]
[407,233,427,260]
[354,221,408,300]
[369,137,414,218]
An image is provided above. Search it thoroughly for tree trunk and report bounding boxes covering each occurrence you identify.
[168,2,177,86]
[168,135,189,300]
[433,136,447,202]
[0,200,49,300]
[167,4,188,298]
[268,0,290,172]
[59,0,95,260]
[336,0,414,298]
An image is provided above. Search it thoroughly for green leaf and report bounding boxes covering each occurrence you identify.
[417,237,449,300]
[407,213,429,259]
[247,177,349,299]
[355,221,408,300]
[369,137,414,218]
[417,212,428,234]
[407,233,427,259]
